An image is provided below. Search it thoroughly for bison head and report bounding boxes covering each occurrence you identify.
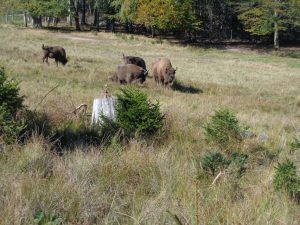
[61,57,68,65]
[165,67,176,85]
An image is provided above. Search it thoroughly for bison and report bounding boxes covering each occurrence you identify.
[122,54,146,70]
[42,44,68,66]
[110,64,148,84]
[151,58,176,86]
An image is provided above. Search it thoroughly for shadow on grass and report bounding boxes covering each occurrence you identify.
[172,80,203,94]
[20,110,111,154]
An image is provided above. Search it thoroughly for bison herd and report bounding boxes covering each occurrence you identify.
[42,44,177,86]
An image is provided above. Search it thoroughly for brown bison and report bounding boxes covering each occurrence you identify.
[123,54,146,70]
[42,44,68,66]
[110,64,148,84]
[151,58,176,86]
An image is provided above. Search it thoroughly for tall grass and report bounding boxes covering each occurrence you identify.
[0,25,299,224]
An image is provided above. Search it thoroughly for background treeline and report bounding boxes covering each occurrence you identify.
[0,0,300,48]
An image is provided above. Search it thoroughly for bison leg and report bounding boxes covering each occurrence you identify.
[42,56,50,65]
[55,59,58,67]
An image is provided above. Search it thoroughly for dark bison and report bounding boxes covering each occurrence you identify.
[110,64,148,84]
[123,54,146,70]
[42,44,68,66]
[151,58,176,86]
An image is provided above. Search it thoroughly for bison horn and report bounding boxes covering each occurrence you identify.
[144,69,149,76]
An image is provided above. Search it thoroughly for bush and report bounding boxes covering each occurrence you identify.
[290,137,300,150]
[200,151,248,178]
[115,88,164,138]
[0,67,25,144]
[204,108,246,150]
[274,160,300,202]
[0,106,26,144]
[0,67,23,115]
[200,151,229,175]
[227,152,248,178]
[95,114,121,145]
[34,211,64,225]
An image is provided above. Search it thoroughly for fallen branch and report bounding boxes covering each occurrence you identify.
[71,104,88,117]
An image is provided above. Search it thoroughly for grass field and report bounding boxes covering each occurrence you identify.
[0,24,299,225]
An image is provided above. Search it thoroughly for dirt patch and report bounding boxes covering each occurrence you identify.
[58,34,100,43]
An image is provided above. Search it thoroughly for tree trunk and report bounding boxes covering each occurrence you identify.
[93,8,99,31]
[70,0,80,31]
[24,12,28,27]
[81,0,86,25]
[274,22,279,50]
[151,26,155,38]
[47,17,51,27]
[67,0,72,26]
[274,9,280,50]
[5,12,8,24]
[32,16,42,28]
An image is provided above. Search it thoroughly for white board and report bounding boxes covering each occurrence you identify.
[91,97,116,125]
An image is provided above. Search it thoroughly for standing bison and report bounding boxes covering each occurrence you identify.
[110,64,148,84]
[42,44,68,66]
[151,58,176,86]
[123,54,146,70]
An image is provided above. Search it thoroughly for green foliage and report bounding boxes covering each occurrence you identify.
[237,0,300,47]
[201,151,229,175]
[136,0,200,32]
[0,106,25,144]
[228,152,248,178]
[274,160,300,202]
[290,137,300,150]
[204,108,246,150]
[34,211,64,225]
[0,67,23,115]
[112,0,138,23]
[0,67,25,144]
[96,114,121,145]
[25,0,69,18]
[115,87,164,138]
[201,151,248,177]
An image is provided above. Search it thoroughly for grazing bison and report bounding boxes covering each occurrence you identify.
[123,54,146,70]
[151,58,176,86]
[110,64,148,84]
[42,44,68,66]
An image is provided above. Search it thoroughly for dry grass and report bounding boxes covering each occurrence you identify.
[0,24,300,224]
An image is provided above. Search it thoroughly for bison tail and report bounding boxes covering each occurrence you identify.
[42,44,45,50]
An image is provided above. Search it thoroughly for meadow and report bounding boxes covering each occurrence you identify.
[0,24,299,225]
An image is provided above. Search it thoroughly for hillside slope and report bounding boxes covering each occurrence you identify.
[0,25,299,225]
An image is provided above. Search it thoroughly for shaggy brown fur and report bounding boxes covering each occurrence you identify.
[151,58,176,86]
[110,64,148,84]
[42,44,68,66]
[123,54,146,70]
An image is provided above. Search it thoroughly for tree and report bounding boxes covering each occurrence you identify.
[112,0,138,32]
[238,0,300,49]
[70,0,80,30]
[136,0,200,37]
